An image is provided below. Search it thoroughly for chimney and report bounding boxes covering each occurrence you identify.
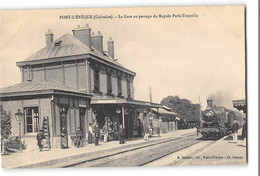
[206,100,213,109]
[72,24,91,47]
[91,31,103,53]
[45,29,53,46]
[107,37,114,59]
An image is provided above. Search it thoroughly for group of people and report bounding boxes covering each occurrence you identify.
[36,121,127,151]
[88,122,126,146]
[88,122,102,146]
[36,121,156,151]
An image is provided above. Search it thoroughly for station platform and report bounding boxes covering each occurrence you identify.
[145,128,247,166]
[1,129,196,168]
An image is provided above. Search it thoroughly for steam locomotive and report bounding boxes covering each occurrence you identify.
[199,100,242,139]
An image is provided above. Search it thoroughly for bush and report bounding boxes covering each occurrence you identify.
[1,105,13,153]
[1,105,12,141]
[5,136,26,150]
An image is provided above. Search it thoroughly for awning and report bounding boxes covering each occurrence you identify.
[91,98,162,108]
[151,108,179,117]
[232,99,246,113]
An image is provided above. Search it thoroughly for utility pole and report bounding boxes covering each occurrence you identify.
[199,96,202,128]
[149,86,152,103]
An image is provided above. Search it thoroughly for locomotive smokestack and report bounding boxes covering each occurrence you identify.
[206,100,213,109]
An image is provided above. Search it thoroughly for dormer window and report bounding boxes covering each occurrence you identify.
[54,40,62,46]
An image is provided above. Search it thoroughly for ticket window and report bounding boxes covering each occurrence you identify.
[24,107,40,134]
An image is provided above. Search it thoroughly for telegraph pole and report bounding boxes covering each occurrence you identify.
[199,96,202,127]
[149,86,152,103]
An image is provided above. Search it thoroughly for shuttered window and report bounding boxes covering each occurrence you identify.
[117,77,122,96]
[127,80,131,98]
[94,69,99,92]
[107,74,112,94]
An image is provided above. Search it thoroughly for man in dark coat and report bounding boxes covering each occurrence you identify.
[36,130,44,151]
[93,123,100,146]
[118,124,125,144]
[76,127,83,140]
[242,121,247,146]
[242,121,247,139]
[61,127,68,149]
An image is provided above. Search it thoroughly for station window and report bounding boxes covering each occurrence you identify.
[117,77,122,96]
[107,74,112,94]
[24,107,40,133]
[127,80,131,98]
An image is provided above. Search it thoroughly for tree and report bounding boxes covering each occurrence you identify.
[161,96,201,122]
[1,105,12,141]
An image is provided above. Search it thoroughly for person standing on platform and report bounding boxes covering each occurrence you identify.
[144,124,149,141]
[88,123,94,144]
[242,120,247,146]
[118,124,125,144]
[93,123,100,146]
[158,116,162,137]
[37,129,44,152]
[102,123,108,143]
[76,127,83,140]
[61,127,68,149]
[232,120,239,143]
[75,127,83,147]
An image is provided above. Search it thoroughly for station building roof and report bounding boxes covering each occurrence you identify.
[16,33,136,76]
[0,80,92,99]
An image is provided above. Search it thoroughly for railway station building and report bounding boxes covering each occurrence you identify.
[0,24,164,150]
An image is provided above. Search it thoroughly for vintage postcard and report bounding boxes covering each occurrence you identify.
[0,6,246,168]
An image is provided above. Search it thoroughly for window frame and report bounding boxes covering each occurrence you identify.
[93,68,100,93]
[117,76,122,96]
[24,107,40,134]
[107,73,112,94]
[127,80,131,98]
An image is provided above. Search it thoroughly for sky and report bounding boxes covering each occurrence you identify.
[0,6,246,110]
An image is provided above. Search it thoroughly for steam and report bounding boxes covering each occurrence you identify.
[207,90,234,109]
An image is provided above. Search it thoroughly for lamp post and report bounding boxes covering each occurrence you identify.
[15,109,24,152]
[175,117,180,130]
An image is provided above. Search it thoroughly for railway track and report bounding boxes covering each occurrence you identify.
[64,133,204,167]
